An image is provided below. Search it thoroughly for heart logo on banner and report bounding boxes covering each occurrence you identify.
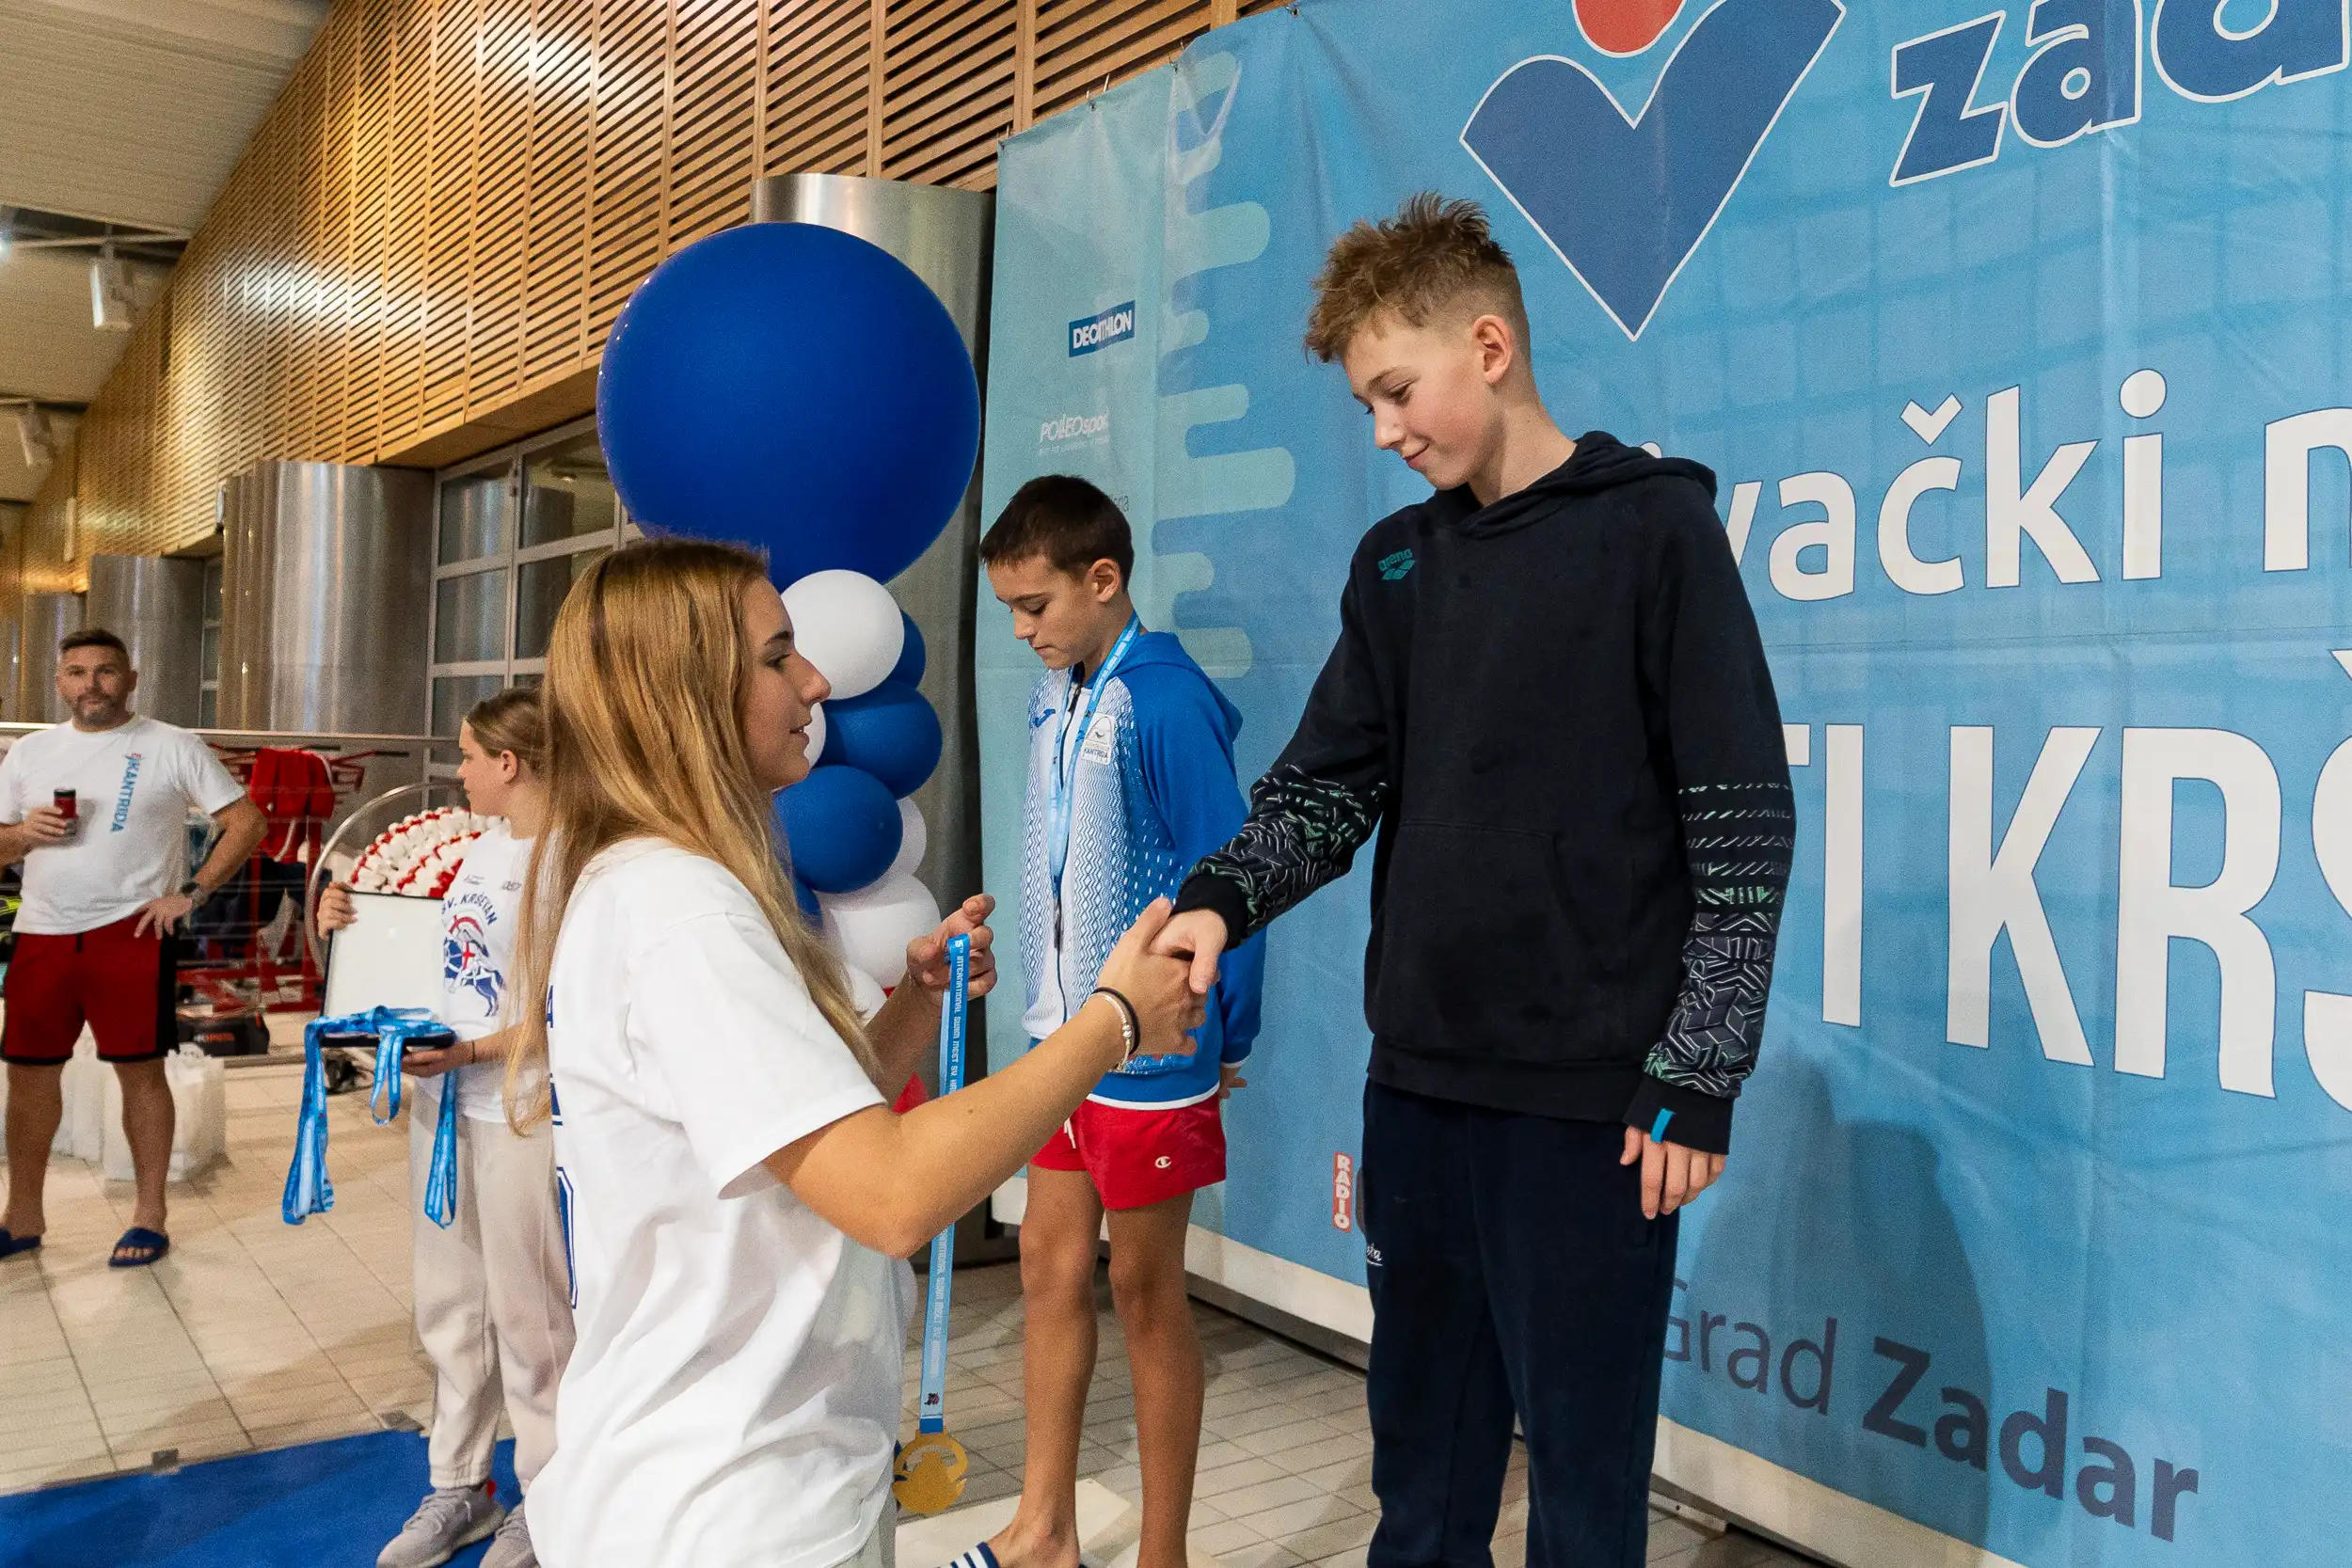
[1573,0,1688,56]
[1462,0,1846,340]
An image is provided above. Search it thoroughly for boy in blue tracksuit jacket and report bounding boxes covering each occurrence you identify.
[970,475,1263,1568]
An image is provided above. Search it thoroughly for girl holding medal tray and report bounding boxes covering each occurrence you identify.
[317,689,570,1568]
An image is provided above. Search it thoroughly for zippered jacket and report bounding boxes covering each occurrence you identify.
[1023,631,1266,1107]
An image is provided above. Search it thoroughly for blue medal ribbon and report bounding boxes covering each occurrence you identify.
[421,1078,462,1228]
[913,933,971,1436]
[369,1030,408,1123]
[282,1015,342,1225]
[1041,615,1185,1074]
[282,1006,464,1228]
[1046,615,1141,895]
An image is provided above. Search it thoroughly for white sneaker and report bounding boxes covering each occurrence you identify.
[376,1482,504,1568]
[482,1497,538,1568]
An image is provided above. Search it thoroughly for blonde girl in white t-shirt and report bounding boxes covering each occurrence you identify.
[500,539,1202,1568]
[319,689,572,1568]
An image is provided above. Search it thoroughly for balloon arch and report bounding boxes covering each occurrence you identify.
[596,219,980,993]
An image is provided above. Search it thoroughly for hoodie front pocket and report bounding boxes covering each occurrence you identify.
[1372,820,1623,1062]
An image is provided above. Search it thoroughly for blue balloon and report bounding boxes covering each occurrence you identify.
[821,680,943,798]
[888,612,927,688]
[774,766,902,893]
[597,223,980,586]
[791,878,822,923]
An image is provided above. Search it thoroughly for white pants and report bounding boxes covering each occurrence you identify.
[407,1095,576,1491]
[837,1499,898,1568]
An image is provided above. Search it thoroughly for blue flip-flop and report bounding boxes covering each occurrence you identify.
[108,1227,169,1269]
[0,1228,40,1260]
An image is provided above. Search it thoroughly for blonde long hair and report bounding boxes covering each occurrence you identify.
[504,538,877,1129]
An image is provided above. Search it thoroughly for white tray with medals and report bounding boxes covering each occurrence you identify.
[310,783,476,1021]
[321,891,447,1019]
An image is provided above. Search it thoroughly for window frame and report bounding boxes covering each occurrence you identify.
[428,415,634,759]
[198,557,223,728]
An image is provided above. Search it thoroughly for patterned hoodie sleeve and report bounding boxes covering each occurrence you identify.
[1623,499,1796,1155]
[1174,570,1390,943]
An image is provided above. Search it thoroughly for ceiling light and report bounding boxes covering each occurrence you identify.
[91,243,136,332]
[14,405,56,469]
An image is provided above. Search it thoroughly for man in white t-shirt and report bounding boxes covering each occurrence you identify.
[0,628,266,1269]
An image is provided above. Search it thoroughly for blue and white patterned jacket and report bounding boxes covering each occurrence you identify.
[1020,631,1265,1107]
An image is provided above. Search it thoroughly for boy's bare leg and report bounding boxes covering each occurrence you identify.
[1106,1193,1201,1568]
[990,1166,1106,1568]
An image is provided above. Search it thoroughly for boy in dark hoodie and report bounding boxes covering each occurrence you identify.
[966,476,1265,1568]
[1152,195,1794,1567]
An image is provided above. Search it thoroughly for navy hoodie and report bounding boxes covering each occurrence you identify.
[1176,435,1792,1152]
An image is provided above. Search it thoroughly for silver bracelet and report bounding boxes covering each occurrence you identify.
[1089,988,1140,1066]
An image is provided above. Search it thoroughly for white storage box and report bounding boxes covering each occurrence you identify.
[56,1029,108,1162]
[0,1026,228,1183]
[102,1047,228,1184]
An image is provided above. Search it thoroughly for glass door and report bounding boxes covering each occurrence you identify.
[429,416,634,761]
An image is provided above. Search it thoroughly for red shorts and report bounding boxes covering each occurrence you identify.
[1,916,177,1066]
[1032,1097,1225,1211]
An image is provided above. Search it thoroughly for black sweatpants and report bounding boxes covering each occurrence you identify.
[1359,1082,1680,1568]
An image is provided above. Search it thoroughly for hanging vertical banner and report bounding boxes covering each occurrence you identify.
[978,2,2352,1563]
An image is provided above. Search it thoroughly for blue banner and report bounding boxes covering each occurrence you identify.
[977,3,2352,1562]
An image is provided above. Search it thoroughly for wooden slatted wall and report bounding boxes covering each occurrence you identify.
[27,0,1286,575]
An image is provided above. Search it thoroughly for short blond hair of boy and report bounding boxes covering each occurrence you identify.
[1303,191,1533,363]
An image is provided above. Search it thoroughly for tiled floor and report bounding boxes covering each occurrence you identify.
[917,1264,1810,1568]
[3,1059,1810,1568]
[1,1060,428,1495]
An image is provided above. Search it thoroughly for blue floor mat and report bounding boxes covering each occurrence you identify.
[0,1431,521,1568]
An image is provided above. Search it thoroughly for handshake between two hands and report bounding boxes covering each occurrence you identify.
[899,896,1227,1065]
[915,898,1729,1222]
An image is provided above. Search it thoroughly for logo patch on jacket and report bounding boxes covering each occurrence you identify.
[1378,549,1416,581]
[1079,713,1117,766]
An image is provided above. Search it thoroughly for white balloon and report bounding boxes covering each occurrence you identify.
[887,798,927,879]
[781,570,904,702]
[805,702,827,766]
[818,871,942,990]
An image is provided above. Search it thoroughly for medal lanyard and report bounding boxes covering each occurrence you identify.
[913,933,972,1435]
[283,1015,342,1225]
[1047,616,1141,894]
[284,1006,462,1228]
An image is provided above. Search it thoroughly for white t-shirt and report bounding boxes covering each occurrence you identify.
[531,840,910,1568]
[412,823,537,1124]
[0,717,246,935]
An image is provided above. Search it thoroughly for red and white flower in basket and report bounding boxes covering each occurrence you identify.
[350,807,486,896]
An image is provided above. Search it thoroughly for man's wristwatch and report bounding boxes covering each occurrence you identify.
[179,879,209,908]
